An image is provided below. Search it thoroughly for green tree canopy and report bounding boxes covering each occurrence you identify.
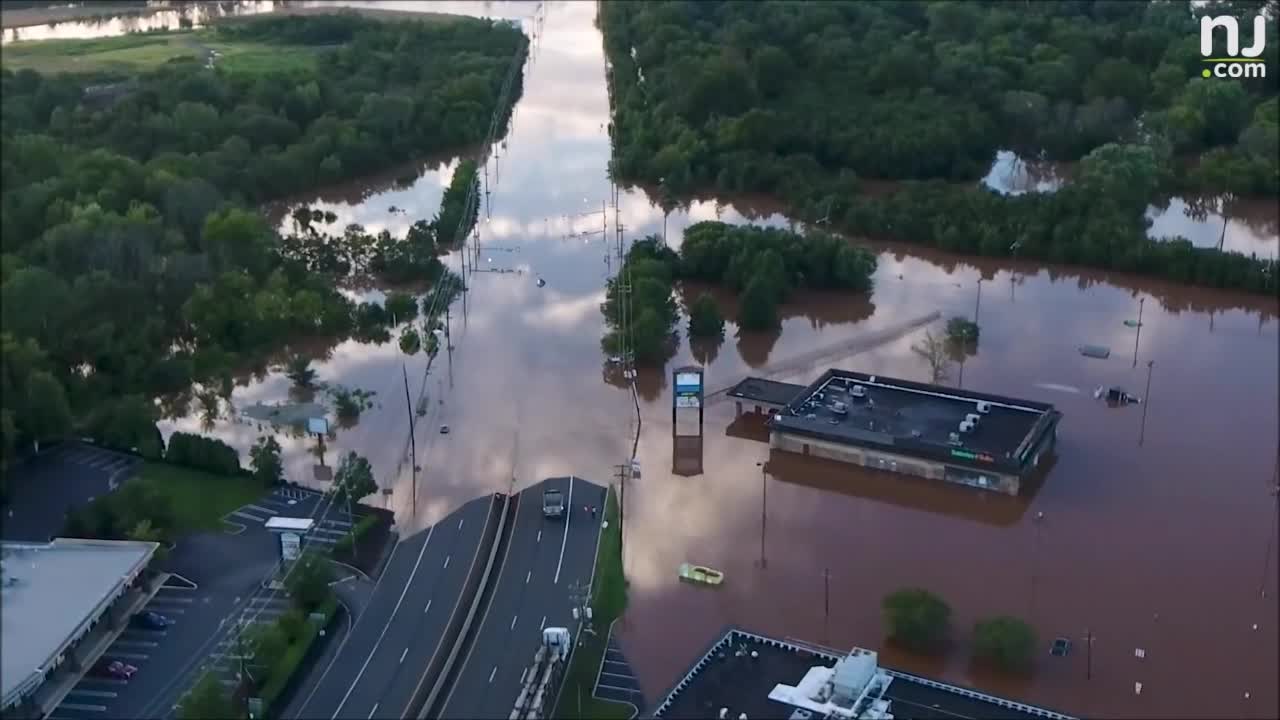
[687,292,725,339]
[973,615,1038,673]
[882,587,951,653]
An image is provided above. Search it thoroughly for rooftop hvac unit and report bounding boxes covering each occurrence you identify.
[851,385,867,398]
[960,420,974,433]
[966,413,980,424]
[948,432,961,444]
[976,401,992,414]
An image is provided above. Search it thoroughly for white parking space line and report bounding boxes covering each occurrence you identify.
[58,703,107,712]
[443,555,450,568]
[113,640,158,648]
[144,607,184,614]
[489,666,498,683]
[536,530,541,543]
[123,630,167,640]
[539,616,546,630]
[104,652,149,660]
[510,615,518,630]
[77,678,127,687]
[150,596,194,603]
[424,599,433,613]
[459,517,465,529]
[400,647,409,664]
[367,703,379,719]
[526,570,531,584]
[68,690,118,699]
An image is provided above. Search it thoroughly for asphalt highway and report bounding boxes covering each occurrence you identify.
[438,476,606,720]
[290,494,498,720]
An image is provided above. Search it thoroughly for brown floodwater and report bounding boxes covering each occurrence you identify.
[114,1,1280,717]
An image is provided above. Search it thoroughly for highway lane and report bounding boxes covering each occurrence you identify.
[289,495,494,720]
[375,493,513,719]
[439,477,606,720]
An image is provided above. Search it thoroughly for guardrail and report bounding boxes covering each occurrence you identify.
[413,492,518,719]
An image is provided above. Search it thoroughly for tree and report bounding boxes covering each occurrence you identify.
[1077,142,1166,211]
[687,293,725,339]
[24,371,71,452]
[973,616,1037,673]
[332,451,376,505]
[286,355,317,388]
[882,588,951,653]
[284,550,333,612]
[250,436,284,486]
[737,278,778,331]
[911,330,952,385]
[246,620,289,677]
[178,672,235,720]
[944,316,980,346]
[399,327,421,355]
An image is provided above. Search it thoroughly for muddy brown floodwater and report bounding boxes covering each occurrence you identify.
[116,1,1280,717]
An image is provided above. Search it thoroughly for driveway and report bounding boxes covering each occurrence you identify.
[2,442,139,542]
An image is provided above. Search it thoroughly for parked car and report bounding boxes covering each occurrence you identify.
[132,611,174,630]
[95,660,137,680]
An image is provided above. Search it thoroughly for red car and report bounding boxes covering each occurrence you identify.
[95,660,138,680]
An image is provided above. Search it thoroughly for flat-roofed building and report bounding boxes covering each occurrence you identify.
[1,538,159,715]
[764,369,1061,495]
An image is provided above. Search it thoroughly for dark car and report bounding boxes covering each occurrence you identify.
[132,611,174,630]
[95,660,138,680]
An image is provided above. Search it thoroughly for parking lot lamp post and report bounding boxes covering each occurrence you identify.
[756,461,767,569]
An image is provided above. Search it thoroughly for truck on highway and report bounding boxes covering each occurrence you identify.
[510,627,572,719]
[542,487,565,519]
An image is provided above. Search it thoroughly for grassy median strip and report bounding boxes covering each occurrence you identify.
[259,595,340,714]
[553,486,634,720]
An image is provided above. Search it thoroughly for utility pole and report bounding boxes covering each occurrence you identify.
[756,461,767,569]
[823,568,832,645]
[402,363,417,512]
[613,463,628,569]
[1085,629,1094,680]
[1139,360,1154,446]
[1132,297,1145,368]
[974,278,983,325]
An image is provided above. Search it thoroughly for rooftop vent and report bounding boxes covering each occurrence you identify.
[965,413,980,424]
[960,420,974,433]
[976,401,992,414]
[948,432,961,445]
[851,385,866,398]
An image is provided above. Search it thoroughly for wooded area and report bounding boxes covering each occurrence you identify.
[601,0,1278,293]
[0,13,526,490]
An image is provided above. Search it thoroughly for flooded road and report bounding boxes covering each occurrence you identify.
[57,1,1273,717]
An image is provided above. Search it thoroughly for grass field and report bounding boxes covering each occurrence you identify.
[131,462,264,533]
[0,30,323,75]
[553,486,637,720]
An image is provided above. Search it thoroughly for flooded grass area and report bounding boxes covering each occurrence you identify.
[68,1,1280,717]
[0,29,322,73]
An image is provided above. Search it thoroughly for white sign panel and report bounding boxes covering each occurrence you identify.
[307,417,329,435]
[675,395,701,409]
[281,532,301,561]
[674,372,702,390]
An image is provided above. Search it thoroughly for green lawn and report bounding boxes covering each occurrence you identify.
[0,30,322,75]
[131,462,264,533]
[553,486,636,720]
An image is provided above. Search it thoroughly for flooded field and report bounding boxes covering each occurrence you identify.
[42,1,1280,718]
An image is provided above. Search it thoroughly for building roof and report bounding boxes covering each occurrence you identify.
[768,370,1060,474]
[1,538,158,708]
[653,629,1076,720]
[265,516,315,532]
[725,378,806,407]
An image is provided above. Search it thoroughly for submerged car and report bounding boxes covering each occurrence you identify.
[96,660,138,680]
[131,611,174,630]
[678,563,725,586]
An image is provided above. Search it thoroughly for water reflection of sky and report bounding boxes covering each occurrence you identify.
[60,1,1280,717]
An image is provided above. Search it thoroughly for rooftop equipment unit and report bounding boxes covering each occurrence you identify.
[851,385,867,399]
[960,420,974,433]
[830,401,848,415]
[976,401,992,414]
[966,413,980,424]
[948,432,962,445]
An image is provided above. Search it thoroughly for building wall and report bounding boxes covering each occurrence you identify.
[771,431,1021,495]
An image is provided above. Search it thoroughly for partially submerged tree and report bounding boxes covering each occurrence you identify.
[882,588,951,653]
[687,292,725,339]
[331,450,376,506]
[284,549,334,613]
[286,355,317,388]
[249,435,284,486]
[973,616,1037,673]
[911,330,952,384]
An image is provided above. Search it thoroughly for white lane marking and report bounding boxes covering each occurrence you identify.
[510,615,518,630]
[554,476,574,585]
[489,665,498,683]
[459,517,465,529]
[424,599,433,613]
[536,530,541,543]
[367,703,379,719]
[443,555,451,569]
[400,647,409,664]
[539,615,546,630]
[525,570,531,584]
[332,525,436,719]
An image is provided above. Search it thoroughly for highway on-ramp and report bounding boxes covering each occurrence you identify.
[290,494,498,720]
[437,476,606,720]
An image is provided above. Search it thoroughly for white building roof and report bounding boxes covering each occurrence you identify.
[264,517,315,532]
[1,539,158,709]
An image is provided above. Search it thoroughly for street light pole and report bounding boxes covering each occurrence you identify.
[756,461,767,569]
[1133,297,1145,368]
[1139,360,1154,446]
[823,567,831,644]
[1085,628,1094,680]
[974,278,983,325]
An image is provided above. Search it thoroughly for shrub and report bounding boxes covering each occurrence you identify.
[973,616,1037,672]
[165,432,241,475]
[882,588,951,653]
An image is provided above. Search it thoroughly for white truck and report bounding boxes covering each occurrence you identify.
[509,627,572,719]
